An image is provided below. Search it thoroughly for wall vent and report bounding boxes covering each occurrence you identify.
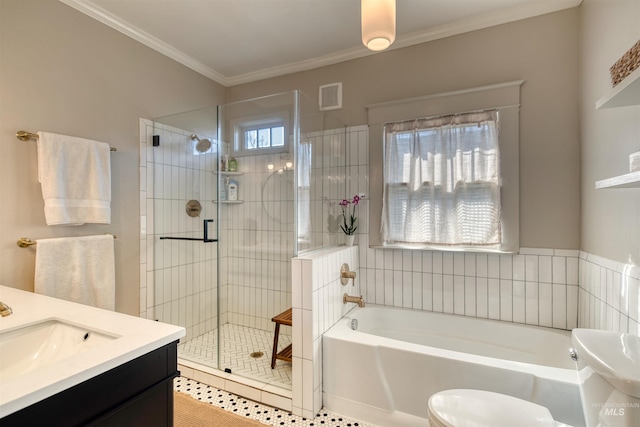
[319,82,342,111]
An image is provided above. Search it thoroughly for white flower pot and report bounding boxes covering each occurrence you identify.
[345,234,355,246]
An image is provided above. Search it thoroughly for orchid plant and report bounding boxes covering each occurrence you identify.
[339,195,360,235]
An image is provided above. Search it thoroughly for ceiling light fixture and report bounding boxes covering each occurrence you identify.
[361,0,396,51]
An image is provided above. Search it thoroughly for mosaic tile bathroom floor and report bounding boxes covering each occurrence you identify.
[178,323,292,388]
[174,377,370,427]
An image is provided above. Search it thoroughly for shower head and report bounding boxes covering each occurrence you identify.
[191,134,212,153]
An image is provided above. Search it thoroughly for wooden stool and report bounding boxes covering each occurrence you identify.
[271,308,292,369]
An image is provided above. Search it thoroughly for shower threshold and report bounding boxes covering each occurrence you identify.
[177,323,292,408]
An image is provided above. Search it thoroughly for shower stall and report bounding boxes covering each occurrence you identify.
[144,91,346,392]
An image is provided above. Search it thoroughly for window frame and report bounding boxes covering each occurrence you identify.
[366,81,522,253]
[231,111,290,157]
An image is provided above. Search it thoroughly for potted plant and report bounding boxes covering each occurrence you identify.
[340,195,360,246]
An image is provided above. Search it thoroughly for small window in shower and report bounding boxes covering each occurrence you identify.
[231,112,290,156]
[244,124,284,150]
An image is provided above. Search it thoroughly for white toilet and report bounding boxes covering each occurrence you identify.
[427,329,640,427]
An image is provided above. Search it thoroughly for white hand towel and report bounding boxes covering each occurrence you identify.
[37,131,111,225]
[34,235,115,310]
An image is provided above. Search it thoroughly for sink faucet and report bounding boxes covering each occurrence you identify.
[343,293,365,307]
[0,301,12,317]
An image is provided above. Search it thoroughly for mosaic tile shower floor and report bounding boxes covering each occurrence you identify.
[174,377,370,427]
[178,323,292,388]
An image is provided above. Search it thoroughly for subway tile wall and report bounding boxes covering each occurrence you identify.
[292,245,359,419]
[342,124,639,335]
[139,119,638,380]
[219,126,349,332]
[139,119,218,341]
[578,252,640,334]
[218,150,295,332]
[342,125,581,330]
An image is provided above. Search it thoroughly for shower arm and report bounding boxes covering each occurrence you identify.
[160,219,217,243]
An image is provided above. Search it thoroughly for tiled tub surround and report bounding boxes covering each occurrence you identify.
[357,241,580,331]
[342,124,582,331]
[292,245,360,418]
[578,252,640,334]
[339,124,639,334]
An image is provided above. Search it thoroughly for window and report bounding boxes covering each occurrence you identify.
[382,110,501,249]
[366,81,522,253]
[232,113,289,156]
[243,124,284,150]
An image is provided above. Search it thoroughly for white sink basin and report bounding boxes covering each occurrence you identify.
[0,286,184,418]
[571,329,640,398]
[0,319,118,382]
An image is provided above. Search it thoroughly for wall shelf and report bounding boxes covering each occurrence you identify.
[218,171,244,176]
[595,171,640,189]
[214,200,244,204]
[596,66,640,109]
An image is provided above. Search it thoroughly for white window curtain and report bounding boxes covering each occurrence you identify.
[382,110,501,248]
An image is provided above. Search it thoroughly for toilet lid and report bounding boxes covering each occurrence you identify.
[428,389,558,427]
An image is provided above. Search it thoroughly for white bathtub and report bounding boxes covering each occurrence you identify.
[323,305,584,427]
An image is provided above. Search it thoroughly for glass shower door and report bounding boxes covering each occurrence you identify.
[149,107,220,369]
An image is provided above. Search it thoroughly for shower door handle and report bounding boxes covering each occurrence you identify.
[203,219,216,243]
[159,219,217,243]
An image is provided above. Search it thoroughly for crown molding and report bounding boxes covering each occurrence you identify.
[59,0,230,86]
[228,0,581,86]
[391,0,582,51]
[60,0,581,87]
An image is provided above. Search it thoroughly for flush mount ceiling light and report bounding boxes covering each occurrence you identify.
[361,0,396,51]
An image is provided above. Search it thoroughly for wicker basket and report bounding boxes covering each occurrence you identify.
[610,39,640,87]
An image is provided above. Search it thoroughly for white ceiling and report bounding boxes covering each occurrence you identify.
[60,0,581,87]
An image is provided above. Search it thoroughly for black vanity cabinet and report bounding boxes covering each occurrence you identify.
[1,341,179,427]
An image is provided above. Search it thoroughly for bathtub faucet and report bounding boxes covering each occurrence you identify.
[343,293,365,307]
[0,301,12,317]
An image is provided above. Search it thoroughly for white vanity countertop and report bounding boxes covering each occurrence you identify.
[0,286,185,418]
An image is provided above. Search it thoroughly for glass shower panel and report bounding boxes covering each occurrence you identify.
[146,92,346,391]
[217,92,299,388]
[149,106,220,369]
[297,93,347,253]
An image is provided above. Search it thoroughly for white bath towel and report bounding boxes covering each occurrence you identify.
[37,131,111,225]
[34,235,115,310]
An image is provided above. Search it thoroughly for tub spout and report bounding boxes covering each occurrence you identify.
[343,293,365,307]
[0,301,12,317]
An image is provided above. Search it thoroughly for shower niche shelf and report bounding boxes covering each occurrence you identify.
[218,171,244,203]
[218,171,244,176]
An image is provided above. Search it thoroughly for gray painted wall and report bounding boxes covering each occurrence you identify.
[0,0,225,315]
[579,0,640,266]
[229,9,582,252]
[3,0,635,318]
